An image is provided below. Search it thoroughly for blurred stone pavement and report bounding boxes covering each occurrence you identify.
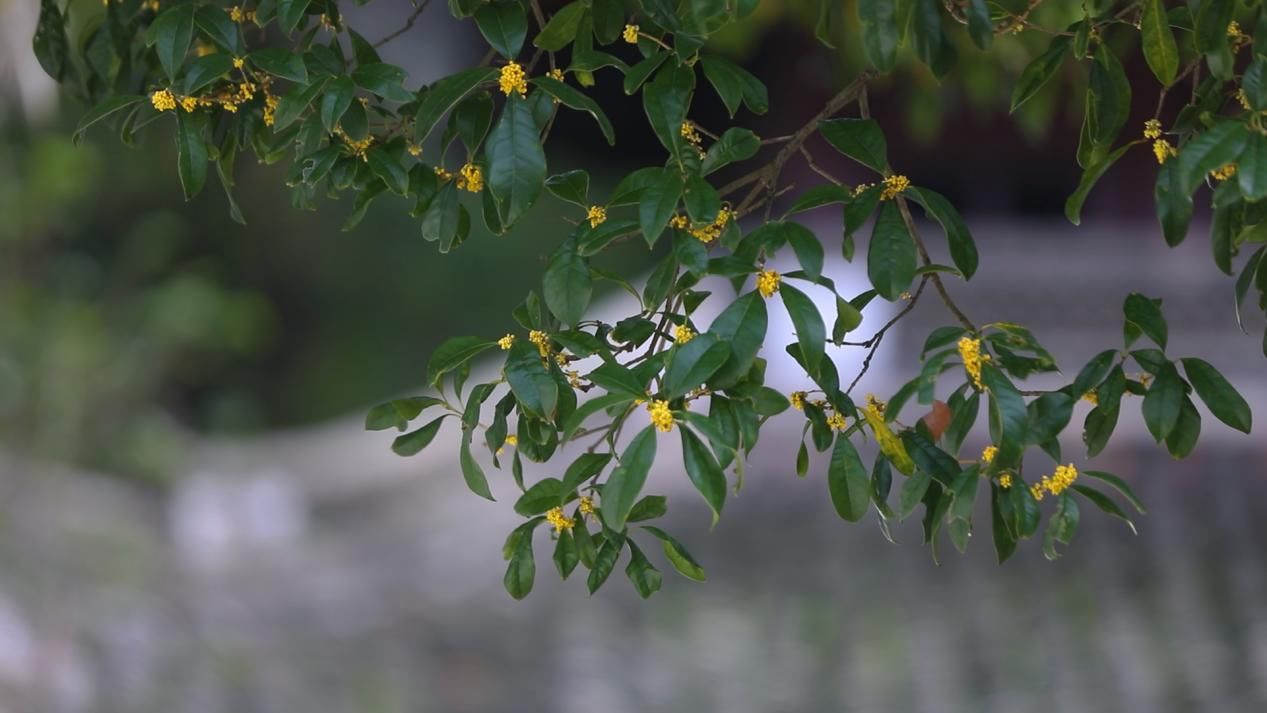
[1,220,1266,713]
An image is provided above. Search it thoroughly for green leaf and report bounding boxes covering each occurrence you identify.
[194,5,241,55]
[819,118,888,173]
[624,541,662,598]
[1123,292,1167,349]
[486,97,547,226]
[147,3,195,81]
[867,201,917,301]
[600,426,659,532]
[1071,484,1138,534]
[561,394,633,442]
[273,79,328,131]
[427,336,494,384]
[1194,0,1234,54]
[899,469,932,519]
[513,478,566,516]
[586,532,625,593]
[181,54,235,95]
[504,523,536,599]
[474,1,527,58]
[1239,132,1267,202]
[545,170,590,206]
[828,434,870,522]
[706,291,768,389]
[1141,0,1179,85]
[532,76,615,145]
[1155,157,1193,247]
[1010,35,1070,113]
[1142,360,1185,442]
[1088,44,1131,147]
[1083,470,1146,513]
[174,111,208,201]
[1181,357,1252,433]
[415,67,498,143]
[504,341,558,421]
[664,334,730,398]
[543,235,592,326]
[391,415,447,455]
[1164,395,1202,458]
[780,284,826,374]
[534,1,587,50]
[460,438,495,500]
[965,0,992,49]
[73,94,145,145]
[251,48,308,83]
[642,526,706,581]
[780,222,825,281]
[683,173,721,225]
[832,297,863,342]
[553,529,579,579]
[1177,122,1248,194]
[366,147,409,196]
[367,396,444,431]
[627,495,667,522]
[643,64,696,170]
[1042,494,1080,560]
[857,0,899,71]
[680,427,727,524]
[32,0,70,82]
[351,62,413,102]
[907,187,977,279]
[981,366,1027,470]
[639,168,684,247]
[699,55,767,118]
[624,52,669,95]
[909,0,955,77]
[276,0,313,34]
[1065,141,1133,226]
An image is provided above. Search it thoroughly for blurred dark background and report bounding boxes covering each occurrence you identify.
[1,1,1265,712]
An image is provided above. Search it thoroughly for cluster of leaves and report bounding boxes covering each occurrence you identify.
[38,0,1260,599]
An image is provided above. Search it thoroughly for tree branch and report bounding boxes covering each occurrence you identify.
[373,0,434,48]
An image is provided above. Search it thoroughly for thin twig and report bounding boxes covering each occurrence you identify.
[846,277,929,395]
[372,0,434,48]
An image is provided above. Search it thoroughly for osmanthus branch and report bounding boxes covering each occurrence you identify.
[894,195,978,333]
[372,0,435,48]
[844,276,930,395]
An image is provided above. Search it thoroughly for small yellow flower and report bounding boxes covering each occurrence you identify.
[586,205,607,228]
[1211,163,1238,181]
[826,412,848,431]
[957,336,990,390]
[1032,463,1079,498]
[998,473,1013,489]
[232,56,245,70]
[680,120,703,145]
[435,166,453,182]
[497,433,519,455]
[529,330,551,357]
[546,506,576,534]
[668,214,690,230]
[179,95,198,113]
[852,182,874,197]
[499,61,528,97]
[150,88,177,112]
[566,370,583,389]
[143,0,160,11]
[756,269,781,298]
[229,5,245,23]
[457,162,483,193]
[674,324,696,344]
[1030,483,1045,501]
[899,291,912,301]
[1082,390,1098,406]
[1238,88,1253,110]
[880,174,910,201]
[1143,119,1162,140]
[790,391,806,410]
[554,352,569,367]
[647,399,675,433]
[981,445,998,464]
[262,93,279,125]
[407,143,423,157]
[498,334,516,350]
[547,68,565,81]
[1153,139,1177,164]
[623,24,640,44]
[578,495,596,517]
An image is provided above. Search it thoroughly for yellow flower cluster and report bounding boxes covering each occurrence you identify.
[435,166,453,182]
[263,93,279,125]
[498,333,516,350]
[852,183,873,196]
[546,506,576,534]
[756,269,781,298]
[1030,463,1079,501]
[337,129,373,159]
[1082,390,1098,405]
[496,433,518,455]
[586,205,607,228]
[529,330,551,357]
[1211,163,1238,181]
[981,445,997,464]
[674,324,695,344]
[680,120,705,157]
[407,143,423,157]
[790,391,806,410]
[998,473,1013,489]
[457,163,483,193]
[957,336,990,390]
[669,206,733,244]
[1153,140,1177,164]
[647,399,674,432]
[150,89,178,112]
[179,95,198,112]
[499,61,528,96]
[578,495,595,517]
[565,370,583,389]
[229,5,246,23]
[547,68,565,81]
[880,174,910,201]
[826,412,848,431]
[623,24,640,43]
[1229,21,1250,50]
[1143,119,1162,140]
